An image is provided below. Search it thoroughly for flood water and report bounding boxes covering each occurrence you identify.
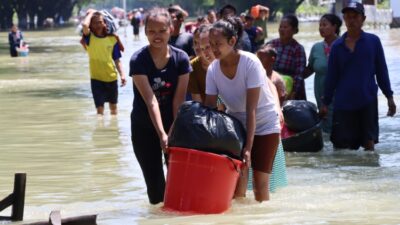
[0,22,399,225]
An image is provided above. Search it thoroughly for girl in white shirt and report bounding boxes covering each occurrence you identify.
[205,17,280,202]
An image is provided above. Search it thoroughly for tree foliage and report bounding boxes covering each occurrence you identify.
[0,0,84,30]
[0,0,306,30]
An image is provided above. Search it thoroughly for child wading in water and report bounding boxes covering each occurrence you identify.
[129,7,191,204]
[205,17,280,202]
[82,9,126,115]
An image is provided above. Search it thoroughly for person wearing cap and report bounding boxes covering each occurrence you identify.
[320,1,396,150]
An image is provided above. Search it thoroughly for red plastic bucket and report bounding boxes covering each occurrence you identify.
[163,147,242,214]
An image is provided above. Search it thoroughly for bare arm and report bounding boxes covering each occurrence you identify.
[114,59,127,87]
[132,75,168,151]
[172,74,189,119]
[257,4,270,17]
[243,87,260,167]
[191,94,203,103]
[204,95,218,109]
[257,5,270,12]
[82,9,97,36]
[267,78,284,126]
[303,64,314,79]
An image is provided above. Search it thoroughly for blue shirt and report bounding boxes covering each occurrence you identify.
[323,31,393,110]
[129,45,192,130]
[244,26,258,53]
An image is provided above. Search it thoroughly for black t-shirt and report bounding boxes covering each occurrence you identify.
[129,45,192,130]
[240,31,252,52]
[169,32,195,58]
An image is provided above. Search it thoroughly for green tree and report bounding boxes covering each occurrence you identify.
[0,0,15,30]
[0,0,92,30]
[214,0,305,20]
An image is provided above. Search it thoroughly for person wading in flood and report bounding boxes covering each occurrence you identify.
[320,1,396,150]
[82,9,126,116]
[129,7,191,204]
[205,17,280,202]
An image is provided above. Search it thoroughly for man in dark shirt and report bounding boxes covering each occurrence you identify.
[168,6,195,58]
[321,1,396,150]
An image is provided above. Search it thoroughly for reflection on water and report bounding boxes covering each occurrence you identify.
[0,23,399,225]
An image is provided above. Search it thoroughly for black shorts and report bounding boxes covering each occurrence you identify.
[331,98,378,150]
[90,79,118,108]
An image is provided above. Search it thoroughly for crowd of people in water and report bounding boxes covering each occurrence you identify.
[78,0,396,205]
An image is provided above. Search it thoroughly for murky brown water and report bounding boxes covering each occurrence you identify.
[1,23,399,225]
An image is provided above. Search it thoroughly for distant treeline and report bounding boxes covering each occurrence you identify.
[0,0,307,30]
[0,0,92,30]
[129,0,306,20]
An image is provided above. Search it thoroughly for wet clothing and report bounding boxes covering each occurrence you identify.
[268,38,307,100]
[131,124,168,204]
[323,31,393,110]
[83,33,122,82]
[8,31,23,57]
[248,141,288,192]
[129,45,192,204]
[169,32,195,58]
[331,98,378,149]
[188,56,207,101]
[308,41,334,133]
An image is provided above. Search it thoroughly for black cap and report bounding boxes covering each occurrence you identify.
[342,1,365,15]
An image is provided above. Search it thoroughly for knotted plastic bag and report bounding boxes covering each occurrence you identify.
[169,101,246,160]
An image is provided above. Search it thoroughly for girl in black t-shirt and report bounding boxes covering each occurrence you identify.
[129,7,191,204]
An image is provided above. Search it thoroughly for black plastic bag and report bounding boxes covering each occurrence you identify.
[168,101,246,160]
[282,100,320,132]
[282,123,323,152]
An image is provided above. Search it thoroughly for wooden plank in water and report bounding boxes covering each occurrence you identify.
[24,211,97,225]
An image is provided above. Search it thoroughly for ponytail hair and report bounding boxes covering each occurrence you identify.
[210,16,243,49]
[321,13,342,36]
